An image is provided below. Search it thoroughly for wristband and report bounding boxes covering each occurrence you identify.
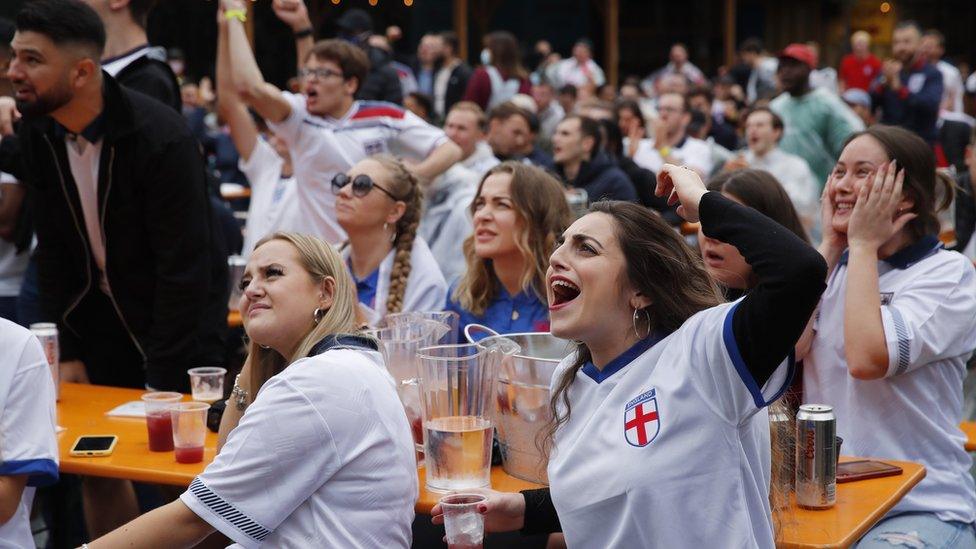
[657,146,672,158]
[224,9,247,23]
[293,27,314,39]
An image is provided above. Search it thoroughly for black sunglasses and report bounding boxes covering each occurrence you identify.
[330,173,401,200]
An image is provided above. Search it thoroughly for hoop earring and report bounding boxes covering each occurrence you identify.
[313,307,324,324]
[632,308,651,340]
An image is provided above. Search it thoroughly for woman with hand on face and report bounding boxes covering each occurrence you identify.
[445,162,572,341]
[803,125,976,547]
[334,154,447,326]
[433,164,827,547]
[89,233,417,548]
[698,169,810,298]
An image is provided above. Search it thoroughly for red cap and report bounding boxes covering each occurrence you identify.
[779,43,817,69]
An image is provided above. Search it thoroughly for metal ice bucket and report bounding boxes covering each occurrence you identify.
[465,324,575,485]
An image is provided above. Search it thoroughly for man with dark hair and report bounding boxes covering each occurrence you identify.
[553,115,636,202]
[223,0,460,244]
[553,38,606,90]
[688,86,738,150]
[486,102,532,161]
[770,43,864,183]
[737,37,777,103]
[433,30,472,120]
[82,0,180,111]
[3,0,228,534]
[334,7,402,104]
[870,20,943,143]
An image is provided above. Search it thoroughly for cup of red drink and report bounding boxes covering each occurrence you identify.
[439,493,487,549]
[141,392,182,452]
[171,402,210,464]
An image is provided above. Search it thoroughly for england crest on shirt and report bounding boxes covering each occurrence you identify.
[624,388,661,447]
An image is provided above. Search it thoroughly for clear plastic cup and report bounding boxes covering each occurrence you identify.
[187,367,227,403]
[439,493,486,549]
[171,402,210,464]
[142,392,182,452]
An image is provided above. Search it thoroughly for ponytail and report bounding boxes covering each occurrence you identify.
[369,155,423,315]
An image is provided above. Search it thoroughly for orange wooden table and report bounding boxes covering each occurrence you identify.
[415,466,545,514]
[227,309,242,328]
[776,457,925,549]
[57,383,217,486]
[961,421,976,452]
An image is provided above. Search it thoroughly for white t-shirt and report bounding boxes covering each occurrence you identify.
[632,136,712,177]
[548,301,791,548]
[180,344,417,548]
[343,237,448,326]
[0,173,27,297]
[238,138,297,256]
[745,147,821,234]
[936,60,965,114]
[268,94,449,245]
[0,318,58,549]
[804,241,976,524]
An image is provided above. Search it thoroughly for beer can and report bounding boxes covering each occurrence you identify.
[29,322,60,400]
[795,404,836,509]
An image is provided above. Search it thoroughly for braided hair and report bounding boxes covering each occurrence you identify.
[370,155,423,315]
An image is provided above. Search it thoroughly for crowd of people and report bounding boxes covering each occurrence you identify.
[1,0,975,547]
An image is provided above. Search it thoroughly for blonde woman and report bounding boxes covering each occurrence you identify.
[89,232,417,548]
[335,155,448,326]
[446,161,572,340]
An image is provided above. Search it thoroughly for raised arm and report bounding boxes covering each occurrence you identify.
[656,164,828,386]
[843,161,915,379]
[216,11,258,161]
[411,139,462,185]
[221,0,291,123]
[272,0,314,69]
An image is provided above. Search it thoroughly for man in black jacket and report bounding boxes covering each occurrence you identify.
[84,0,180,111]
[434,31,472,120]
[553,115,637,202]
[7,1,227,392]
[335,8,402,104]
[6,0,227,534]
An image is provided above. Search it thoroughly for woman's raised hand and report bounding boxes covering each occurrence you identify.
[654,163,708,222]
[847,160,916,251]
[430,489,526,533]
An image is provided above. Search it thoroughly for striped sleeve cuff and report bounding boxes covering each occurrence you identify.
[881,306,912,378]
[180,477,271,548]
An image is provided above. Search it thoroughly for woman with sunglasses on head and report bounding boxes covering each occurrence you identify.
[88,232,417,548]
[445,161,572,341]
[803,125,976,547]
[334,154,447,325]
[433,164,827,547]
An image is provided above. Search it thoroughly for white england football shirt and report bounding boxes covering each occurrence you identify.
[180,346,418,548]
[804,238,976,523]
[268,94,449,245]
[237,138,297,256]
[548,301,792,548]
[0,318,58,549]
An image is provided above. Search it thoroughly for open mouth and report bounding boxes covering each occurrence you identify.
[834,202,853,214]
[550,278,581,306]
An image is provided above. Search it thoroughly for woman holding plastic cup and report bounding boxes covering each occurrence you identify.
[433,165,827,546]
[445,162,572,342]
[89,232,417,548]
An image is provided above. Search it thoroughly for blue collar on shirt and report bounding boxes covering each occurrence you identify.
[54,110,106,143]
[838,234,942,269]
[308,334,378,357]
[348,258,381,308]
[581,330,670,384]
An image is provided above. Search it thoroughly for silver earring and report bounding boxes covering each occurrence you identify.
[632,308,651,339]
[313,307,324,324]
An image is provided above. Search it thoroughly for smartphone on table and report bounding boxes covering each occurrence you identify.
[69,435,118,457]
